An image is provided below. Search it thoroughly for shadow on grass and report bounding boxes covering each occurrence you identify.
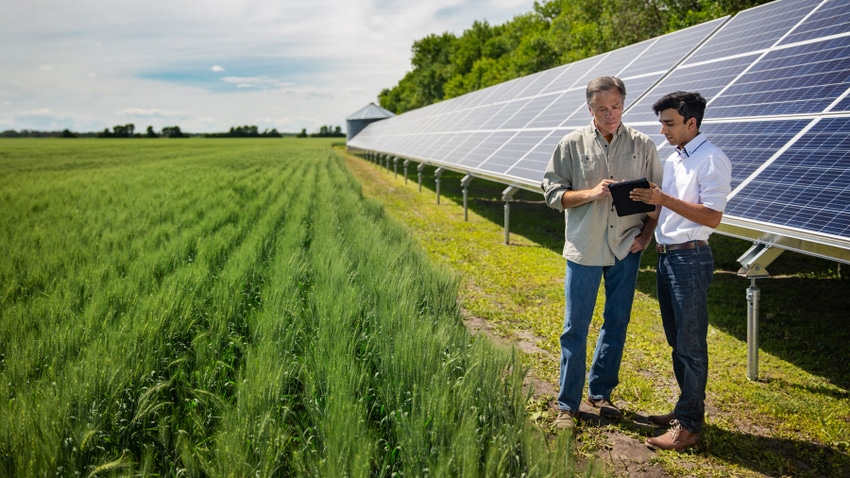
[701,424,850,478]
[396,161,850,389]
[581,411,850,477]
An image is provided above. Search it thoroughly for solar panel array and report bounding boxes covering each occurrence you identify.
[348,0,850,263]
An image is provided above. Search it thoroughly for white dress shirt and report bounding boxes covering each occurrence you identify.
[655,132,732,245]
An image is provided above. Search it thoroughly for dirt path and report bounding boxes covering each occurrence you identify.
[463,312,672,478]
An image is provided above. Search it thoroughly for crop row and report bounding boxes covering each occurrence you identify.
[0,139,581,477]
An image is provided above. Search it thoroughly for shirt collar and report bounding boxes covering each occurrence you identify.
[591,120,623,139]
[676,132,707,158]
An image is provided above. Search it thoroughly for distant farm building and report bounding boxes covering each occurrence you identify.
[346,103,394,142]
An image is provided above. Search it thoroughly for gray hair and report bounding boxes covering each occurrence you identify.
[586,76,626,105]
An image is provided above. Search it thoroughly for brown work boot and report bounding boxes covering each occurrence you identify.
[554,411,579,430]
[646,421,702,452]
[586,397,622,418]
[647,411,676,427]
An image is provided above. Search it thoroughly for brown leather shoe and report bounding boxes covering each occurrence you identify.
[554,411,579,430]
[646,421,702,452]
[647,411,676,427]
[586,397,622,418]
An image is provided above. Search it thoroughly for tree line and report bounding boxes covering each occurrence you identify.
[295,125,345,138]
[96,124,187,138]
[2,124,345,139]
[204,125,284,138]
[378,0,770,114]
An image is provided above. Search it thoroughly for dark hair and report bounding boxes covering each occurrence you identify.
[586,76,626,105]
[652,91,707,128]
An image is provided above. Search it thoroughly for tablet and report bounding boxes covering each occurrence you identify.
[608,178,655,216]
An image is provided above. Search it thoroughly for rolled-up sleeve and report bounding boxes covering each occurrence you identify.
[699,150,733,212]
[542,137,574,212]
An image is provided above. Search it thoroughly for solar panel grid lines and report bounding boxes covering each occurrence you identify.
[778,0,850,45]
[502,94,564,130]
[480,129,546,171]
[483,99,530,130]
[513,67,571,100]
[573,41,652,88]
[708,35,850,119]
[685,0,821,64]
[428,132,463,161]
[502,130,565,180]
[627,54,761,123]
[621,18,730,79]
[725,116,850,237]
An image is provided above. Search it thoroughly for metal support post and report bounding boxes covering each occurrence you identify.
[403,159,410,184]
[502,185,519,244]
[736,242,783,381]
[746,279,760,381]
[461,175,473,221]
[393,157,398,178]
[417,163,425,193]
[434,167,445,204]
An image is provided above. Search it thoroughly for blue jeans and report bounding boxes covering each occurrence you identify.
[656,244,714,433]
[557,252,641,412]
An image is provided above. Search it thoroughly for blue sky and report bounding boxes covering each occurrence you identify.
[1,0,532,134]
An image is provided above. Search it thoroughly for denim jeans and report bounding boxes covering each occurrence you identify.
[557,252,641,412]
[656,244,714,433]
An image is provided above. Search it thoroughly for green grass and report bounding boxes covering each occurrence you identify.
[0,138,591,477]
[345,151,850,478]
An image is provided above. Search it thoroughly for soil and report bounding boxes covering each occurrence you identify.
[462,311,673,478]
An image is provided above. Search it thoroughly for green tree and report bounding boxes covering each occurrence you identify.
[379,0,773,115]
[161,126,185,138]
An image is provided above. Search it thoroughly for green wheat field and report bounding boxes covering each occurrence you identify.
[0,138,589,477]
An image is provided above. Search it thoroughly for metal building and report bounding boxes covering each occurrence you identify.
[346,103,395,142]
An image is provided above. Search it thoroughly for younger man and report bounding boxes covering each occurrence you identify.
[630,91,732,451]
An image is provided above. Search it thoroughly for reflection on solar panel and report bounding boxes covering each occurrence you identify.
[727,117,850,238]
[348,0,850,263]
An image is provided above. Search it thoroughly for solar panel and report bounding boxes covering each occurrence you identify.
[626,54,758,123]
[348,0,850,262]
[778,0,850,44]
[685,0,819,64]
[708,35,850,118]
[633,119,812,190]
[620,18,727,78]
[726,117,850,238]
[480,130,548,173]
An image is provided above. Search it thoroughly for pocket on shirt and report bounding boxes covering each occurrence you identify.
[575,154,604,187]
[614,153,646,181]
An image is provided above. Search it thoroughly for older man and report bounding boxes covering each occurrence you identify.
[542,76,662,428]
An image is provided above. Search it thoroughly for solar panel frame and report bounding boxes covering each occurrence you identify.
[778,0,850,44]
[707,35,850,118]
[685,0,820,64]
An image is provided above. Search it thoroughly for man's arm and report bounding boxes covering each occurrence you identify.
[561,179,616,209]
[629,183,723,228]
[630,208,658,253]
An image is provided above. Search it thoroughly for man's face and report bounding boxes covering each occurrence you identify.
[658,108,697,148]
[588,89,624,137]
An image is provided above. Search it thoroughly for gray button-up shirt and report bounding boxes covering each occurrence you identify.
[542,121,663,266]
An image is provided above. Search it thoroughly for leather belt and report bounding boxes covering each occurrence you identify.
[656,240,708,254]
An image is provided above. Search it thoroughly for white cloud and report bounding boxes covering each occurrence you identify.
[0,0,533,133]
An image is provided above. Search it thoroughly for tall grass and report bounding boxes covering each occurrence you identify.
[0,139,586,477]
